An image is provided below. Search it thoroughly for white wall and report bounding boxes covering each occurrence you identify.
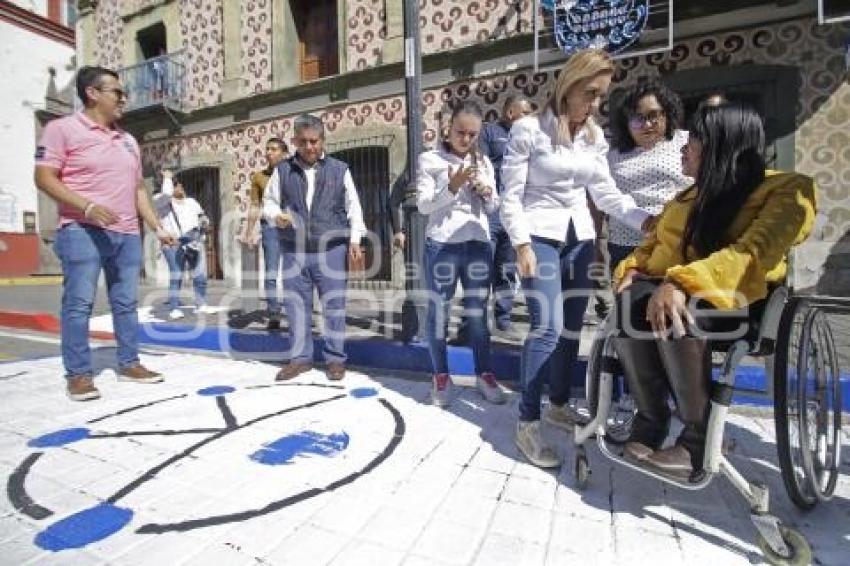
[0,20,74,233]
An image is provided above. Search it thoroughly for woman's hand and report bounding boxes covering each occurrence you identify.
[646,280,694,339]
[447,165,475,194]
[616,268,639,293]
[641,215,658,234]
[515,244,537,278]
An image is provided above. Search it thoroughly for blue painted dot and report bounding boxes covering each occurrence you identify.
[34,504,133,551]
[28,428,90,448]
[197,386,236,396]
[250,431,349,466]
[349,387,378,399]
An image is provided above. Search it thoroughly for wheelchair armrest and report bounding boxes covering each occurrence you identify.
[750,286,789,355]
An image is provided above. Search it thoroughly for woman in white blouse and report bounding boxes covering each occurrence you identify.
[417,101,506,408]
[500,49,651,468]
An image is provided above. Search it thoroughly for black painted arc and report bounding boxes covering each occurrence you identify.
[86,394,188,424]
[88,429,223,439]
[106,394,348,504]
[7,453,53,520]
[216,396,238,429]
[135,398,405,534]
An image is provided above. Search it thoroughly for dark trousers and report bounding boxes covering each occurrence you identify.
[518,224,594,421]
[281,242,348,364]
[424,238,492,375]
[615,279,750,467]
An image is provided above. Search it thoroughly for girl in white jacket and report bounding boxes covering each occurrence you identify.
[417,101,506,408]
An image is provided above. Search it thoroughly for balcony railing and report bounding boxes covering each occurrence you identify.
[118,50,186,113]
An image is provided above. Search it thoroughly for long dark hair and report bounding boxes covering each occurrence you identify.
[609,76,683,153]
[681,103,766,259]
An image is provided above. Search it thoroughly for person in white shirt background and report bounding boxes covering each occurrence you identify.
[157,170,212,320]
[416,101,507,408]
[500,49,653,469]
[262,114,366,382]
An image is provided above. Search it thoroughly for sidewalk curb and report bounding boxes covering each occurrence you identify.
[0,310,115,340]
[2,310,848,410]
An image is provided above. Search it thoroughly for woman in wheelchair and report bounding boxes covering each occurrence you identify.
[611,102,816,481]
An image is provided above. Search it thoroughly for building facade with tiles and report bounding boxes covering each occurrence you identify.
[73,0,850,294]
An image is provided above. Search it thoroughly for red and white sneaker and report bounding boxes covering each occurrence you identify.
[476,372,506,404]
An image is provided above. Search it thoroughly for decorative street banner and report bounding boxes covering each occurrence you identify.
[542,0,650,55]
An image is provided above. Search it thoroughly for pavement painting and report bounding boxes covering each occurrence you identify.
[0,351,848,565]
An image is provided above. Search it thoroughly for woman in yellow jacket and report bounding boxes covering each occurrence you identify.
[612,102,816,480]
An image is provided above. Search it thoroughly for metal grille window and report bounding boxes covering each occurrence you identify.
[328,135,394,282]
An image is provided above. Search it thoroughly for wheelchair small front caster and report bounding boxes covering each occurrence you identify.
[756,525,812,566]
[574,449,590,490]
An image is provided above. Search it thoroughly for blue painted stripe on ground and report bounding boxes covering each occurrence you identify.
[138,322,849,410]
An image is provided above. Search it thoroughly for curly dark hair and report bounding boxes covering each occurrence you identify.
[609,77,684,153]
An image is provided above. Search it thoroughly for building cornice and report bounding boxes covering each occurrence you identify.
[0,0,75,47]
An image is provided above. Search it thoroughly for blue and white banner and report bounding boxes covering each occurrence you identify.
[542,0,650,55]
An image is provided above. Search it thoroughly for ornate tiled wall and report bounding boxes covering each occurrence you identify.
[241,0,273,94]
[91,0,124,70]
[346,0,387,71]
[179,0,223,108]
[418,0,533,55]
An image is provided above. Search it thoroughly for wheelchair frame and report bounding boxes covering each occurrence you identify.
[572,286,845,565]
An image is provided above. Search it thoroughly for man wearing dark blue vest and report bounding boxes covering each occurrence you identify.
[262,114,366,381]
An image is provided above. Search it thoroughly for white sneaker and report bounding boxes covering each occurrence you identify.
[543,403,582,432]
[169,308,184,320]
[432,372,453,407]
[475,372,506,404]
[516,421,560,468]
[197,304,216,315]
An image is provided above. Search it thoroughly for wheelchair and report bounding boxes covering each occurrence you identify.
[573,284,844,565]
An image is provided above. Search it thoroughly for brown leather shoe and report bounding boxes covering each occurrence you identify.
[622,441,653,463]
[67,375,100,401]
[275,362,313,381]
[645,445,692,480]
[118,364,164,384]
[326,362,346,381]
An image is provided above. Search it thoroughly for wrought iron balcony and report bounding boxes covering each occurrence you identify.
[118,50,186,114]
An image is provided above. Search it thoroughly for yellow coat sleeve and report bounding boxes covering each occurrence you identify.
[665,175,817,309]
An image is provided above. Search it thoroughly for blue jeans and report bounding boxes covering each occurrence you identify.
[608,242,634,279]
[490,223,517,330]
[281,242,348,364]
[519,226,594,421]
[54,223,142,378]
[261,220,283,314]
[424,238,492,375]
[162,239,207,310]
[456,220,516,337]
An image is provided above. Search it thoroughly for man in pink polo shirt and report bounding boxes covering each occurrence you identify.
[35,66,174,401]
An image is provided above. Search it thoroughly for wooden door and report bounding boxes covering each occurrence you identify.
[295,0,339,82]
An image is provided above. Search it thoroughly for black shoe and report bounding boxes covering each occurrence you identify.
[267,317,281,331]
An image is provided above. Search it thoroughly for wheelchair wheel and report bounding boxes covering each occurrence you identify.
[774,299,843,510]
[756,525,812,566]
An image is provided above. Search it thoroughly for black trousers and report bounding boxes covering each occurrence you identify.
[614,279,751,468]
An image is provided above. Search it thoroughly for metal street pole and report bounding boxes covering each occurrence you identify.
[400,0,426,343]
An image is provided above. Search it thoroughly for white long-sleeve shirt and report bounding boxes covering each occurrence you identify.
[500,108,649,246]
[156,177,206,237]
[416,146,499,243]
[262,158,367,244]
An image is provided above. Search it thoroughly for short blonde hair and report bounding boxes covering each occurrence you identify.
[546,49,615,145]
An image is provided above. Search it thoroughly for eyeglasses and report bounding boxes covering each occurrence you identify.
[628,110,665,129]
[96,87,128,100]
